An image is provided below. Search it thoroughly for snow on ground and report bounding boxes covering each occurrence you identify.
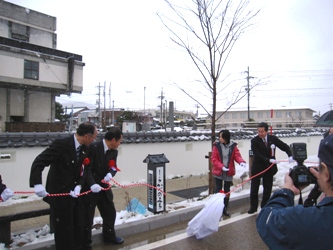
[0,155,320,249]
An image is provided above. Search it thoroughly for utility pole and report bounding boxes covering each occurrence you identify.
[109,82,111,125]
[112,100,114,125]
[245,66,254,121]
[329,103,333,110]
[165,99,167,127]
[144,86,146,115]
[97,83,102,127]
[103,81,106,128]
[195,103,199,117]
[158,88,164,125]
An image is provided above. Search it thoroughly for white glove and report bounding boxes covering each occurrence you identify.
[1,188,14,202]
[222,166,229,171]
[90,184,102,193]
[269,159,279,164]
[104,173,112,182]
[288,156,294,163]
[70,185,81,198]
[239,162,247,168]
[34,184,48,197]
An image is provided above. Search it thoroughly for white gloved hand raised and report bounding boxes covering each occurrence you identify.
[222,166,229,171]
[269,159,279,164]
[34,184,48,197]
[104,173,112,182]
[70,185,81,198]
[90,184,102,193]
[288,156,294,163]
[1,188,14,201]
[239,162,247,168]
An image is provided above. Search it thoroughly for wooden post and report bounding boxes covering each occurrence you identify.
[207,152,214,194]
[249,149,254,177]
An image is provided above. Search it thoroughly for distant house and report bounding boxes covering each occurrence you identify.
[216,106,316,128]
[0,1,85,131]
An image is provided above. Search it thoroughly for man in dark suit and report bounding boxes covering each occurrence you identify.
[0,175,14,202]
[248,122,293,214]
[84,126,124,248]
[29,122,98,250]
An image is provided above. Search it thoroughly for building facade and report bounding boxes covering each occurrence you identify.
[216,106,315,128]
[0,0,85,131]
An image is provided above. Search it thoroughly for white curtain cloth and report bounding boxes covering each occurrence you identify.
[186,193,225,239]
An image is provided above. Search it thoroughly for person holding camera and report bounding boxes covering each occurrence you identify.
[304,126,333,207]
[256,133,333,249]
[248,122,293,214]
[211,129,247,216]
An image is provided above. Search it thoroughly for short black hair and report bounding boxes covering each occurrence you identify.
[323,127,333,138]
[219,129,230,144]
[76,122,96,136]
[105,127,123,141]
[258,122,268,131]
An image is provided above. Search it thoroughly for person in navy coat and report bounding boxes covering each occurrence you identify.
[256,133,333,249]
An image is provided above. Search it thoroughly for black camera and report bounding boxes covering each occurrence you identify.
[289,143,317,187]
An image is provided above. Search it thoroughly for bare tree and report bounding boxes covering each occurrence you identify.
[158,0,263,145]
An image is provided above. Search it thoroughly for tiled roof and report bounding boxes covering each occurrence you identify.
[0,129,325,148]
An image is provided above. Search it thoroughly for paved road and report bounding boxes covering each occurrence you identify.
[88,201,268,250]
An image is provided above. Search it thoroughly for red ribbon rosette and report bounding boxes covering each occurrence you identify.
[80,158,90,176]
[108,159,121,172]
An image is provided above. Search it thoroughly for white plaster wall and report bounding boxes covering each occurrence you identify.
[0,136,322,192]
[9,89,24,116]
[28,91,51,122]
[0,53,23,78]
[0,88,6,131]
[29,28,54,48]
[0,19,9,37]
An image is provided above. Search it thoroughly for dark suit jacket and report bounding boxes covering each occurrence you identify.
[29,135,89,196]
[86,140,118,201]
[0,175,6,194]
[251,134,292,176]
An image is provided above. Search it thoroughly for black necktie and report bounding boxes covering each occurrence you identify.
[76,146,81,161]
[263,138,268,147]
[105,149,112,161]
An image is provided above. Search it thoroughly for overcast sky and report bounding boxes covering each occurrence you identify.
[6,0,333,115]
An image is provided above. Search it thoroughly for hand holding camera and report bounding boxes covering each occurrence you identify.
[289,143,317,188]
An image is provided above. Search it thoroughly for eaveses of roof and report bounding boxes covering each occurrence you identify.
[0,129,325,148]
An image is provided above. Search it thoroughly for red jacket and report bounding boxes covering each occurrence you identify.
[211,142,245,176]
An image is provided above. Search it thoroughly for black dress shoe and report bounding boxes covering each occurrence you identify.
[247,208,257,214]
[223,209,230,217]
[104,236,124,245]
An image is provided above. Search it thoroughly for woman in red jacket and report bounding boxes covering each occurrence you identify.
[211,129,246,216]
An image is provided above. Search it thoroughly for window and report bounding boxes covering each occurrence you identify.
[11,22,29,42]
[240,112,246,119]
[232,113,237,119]
[276,111,282,118]
[258,112,263,119]
[24,60,39,80]
[225,113,229,119]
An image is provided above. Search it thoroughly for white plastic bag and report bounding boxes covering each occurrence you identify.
[186,192,225,239]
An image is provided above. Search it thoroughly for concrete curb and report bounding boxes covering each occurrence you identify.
[19,193,252,249]
[19,189,310,249]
